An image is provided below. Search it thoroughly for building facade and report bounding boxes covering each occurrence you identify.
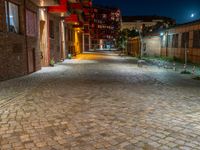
[161,20,200,64]
[90,6,121,50]
[122,16,175,31]
[127,19,200,64]
[0,0,40,80]
[0,0,92,81]
[127,37,140,56]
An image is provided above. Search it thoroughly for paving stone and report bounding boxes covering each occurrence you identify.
[0,53,200,149]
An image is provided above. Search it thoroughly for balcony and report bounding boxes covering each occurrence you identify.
[47,0,69,17]
[48,5,69,17]
[30,0,60,7]
[65,14,79,24]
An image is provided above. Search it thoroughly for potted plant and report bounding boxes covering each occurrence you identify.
[50,58,55,67]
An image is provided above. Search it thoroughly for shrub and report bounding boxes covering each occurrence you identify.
[50,58,55,66]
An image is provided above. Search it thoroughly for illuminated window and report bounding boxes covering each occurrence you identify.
[5,1,19,33]
[26,10,37,37]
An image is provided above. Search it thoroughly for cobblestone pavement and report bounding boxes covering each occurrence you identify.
[1,52,200,150]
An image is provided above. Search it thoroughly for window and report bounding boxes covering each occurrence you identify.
[167,35,172,48]
[0,5,3,31]
[67,28,71,41]
[65,27,67,41]
[172,34,179,48]
[181,32,189,48]
[5,1,19,33]
[26,10,37,37]
[193,30,200,48]
[49,20,54,39]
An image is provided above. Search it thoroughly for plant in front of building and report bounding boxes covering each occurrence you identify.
[50,58,55,67]
[117,29,140,56]
[193,76,200,80]
[116,29,128,55]
[181,70,192,74]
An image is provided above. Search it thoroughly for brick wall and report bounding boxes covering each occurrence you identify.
[49,15,61,63]
[127,37,140,57]
[0,0,41,81]
[143,36,161,57]
[25,0,41,72]
[0,2,3,31]
[161,23,200,64]
[128,21,200,64]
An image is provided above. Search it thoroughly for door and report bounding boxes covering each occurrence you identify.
[40,20,46,66]
[28,48,35,73]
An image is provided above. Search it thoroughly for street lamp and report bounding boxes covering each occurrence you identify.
[136,29,143,58]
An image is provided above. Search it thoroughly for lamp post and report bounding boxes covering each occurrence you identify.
[125,29,128,55]
[137,29,143,58]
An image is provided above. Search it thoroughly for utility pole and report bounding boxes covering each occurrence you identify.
[125,29,128,55]
[138,30,143,58]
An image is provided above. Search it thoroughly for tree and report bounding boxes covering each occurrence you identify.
[116,29,139,51]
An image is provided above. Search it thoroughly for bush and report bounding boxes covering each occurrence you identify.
[180,70,191,74]
[193,76,200,80]
[50,58,55,67]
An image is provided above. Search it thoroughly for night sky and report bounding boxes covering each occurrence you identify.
[93,0,200,24]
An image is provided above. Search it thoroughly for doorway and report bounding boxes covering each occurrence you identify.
[40,20,46,66]
[28,48,36,73]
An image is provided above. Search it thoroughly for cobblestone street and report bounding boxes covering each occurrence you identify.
[1,52,200,150]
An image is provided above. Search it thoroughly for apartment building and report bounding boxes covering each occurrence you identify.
[0,0,92,81]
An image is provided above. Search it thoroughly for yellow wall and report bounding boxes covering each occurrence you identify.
[75,29,83,55]
[39,8,49,66]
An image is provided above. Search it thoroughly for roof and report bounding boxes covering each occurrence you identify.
[145,18,200,36]
[172,18,200,28]
[122,15,175,23]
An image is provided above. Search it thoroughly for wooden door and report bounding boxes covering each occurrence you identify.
[28,48,35,73]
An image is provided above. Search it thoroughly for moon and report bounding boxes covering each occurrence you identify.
[190,13,195,18]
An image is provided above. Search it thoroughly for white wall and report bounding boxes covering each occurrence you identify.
[143,36,161,57]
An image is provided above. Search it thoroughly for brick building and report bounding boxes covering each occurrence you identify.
[90,6,121,50]
[161,20,200,64]
[0,0,40,80]
[0,0,92,81]
[122,16,175,31]
[127,19,200,64]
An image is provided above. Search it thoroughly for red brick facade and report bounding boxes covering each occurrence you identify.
[49,15,61,63]
[161,22,200,64]
[128,20,200,64]
[0,0,94,81]
[0,0,41,81]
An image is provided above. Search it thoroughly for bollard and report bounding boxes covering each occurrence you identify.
[184,64,187,71]
[164,62,167,69]
[173,62,176,71]
[158,62,161,68]
[192,66,196,75]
